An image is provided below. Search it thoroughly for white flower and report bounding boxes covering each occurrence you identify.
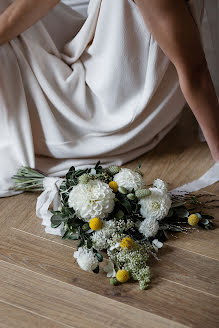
[104,261,116,278]
[74,247,98,272]
[90,168,96,175]
[91,220,116,250]
[68,179,115,221]
[152,239,163,252]
[139,218,159,238]
[138,188,171,221]
[153,179,168,192]
[113,168,145,192]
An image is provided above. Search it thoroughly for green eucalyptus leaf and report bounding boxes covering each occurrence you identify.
[118,186,128,194]
[201,214,215,221]
[51,223,61,229]
[200,218,209,225]
[96,253,103,262]
[127,193,135,201]
[120,199,132,213]
[78,239,85,248]
[163,231,169,240]
[50,210,62,215]
[167,208,174,217]
[93,266,99,274]
[66,166,76,179]
[51,215,66,226]
[174,206,189,218]
[87,239,93,249]
[82,223,90,231]
[68,233,80,240]
[115,209,124,219]
[171,201,186,208]
[62,230,71,240]
[75,169,86,177]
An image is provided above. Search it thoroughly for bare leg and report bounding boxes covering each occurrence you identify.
[0,0,60,45]
[134,0,219,162]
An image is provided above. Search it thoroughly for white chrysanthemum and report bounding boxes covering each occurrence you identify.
[153,179,168,192]
[74,247,99,272]
[113,168,145,192]
[68,180,115,221]
[91,220,116,250]
[138,188,171,221]
[139,218,159,238]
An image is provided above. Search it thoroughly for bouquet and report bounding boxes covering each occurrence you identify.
[11,161,217,290]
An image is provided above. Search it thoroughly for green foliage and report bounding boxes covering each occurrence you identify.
[93,266,99,274]
[95,253,103,262]
[11,166,46,191]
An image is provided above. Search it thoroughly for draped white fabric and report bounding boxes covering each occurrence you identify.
[62,0,89,17]
[0,0,218,197]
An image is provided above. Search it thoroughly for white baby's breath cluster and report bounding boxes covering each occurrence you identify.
[91,218,136,251]
[91,220,116,250]
[108,243,152,289]
[68,179,115,221]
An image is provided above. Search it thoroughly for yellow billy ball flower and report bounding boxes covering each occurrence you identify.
[89,217,103,231]
[188,214,199,226]
[120,237,134,250]
[116,270,130,283]
[109,181,119,193]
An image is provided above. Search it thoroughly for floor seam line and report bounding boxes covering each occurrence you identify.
[161,278,219,299]
[0,298,75,328]
[165,243,219,262]
[11,227,74,249]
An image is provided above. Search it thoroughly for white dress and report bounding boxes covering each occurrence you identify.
[0,0,218,197]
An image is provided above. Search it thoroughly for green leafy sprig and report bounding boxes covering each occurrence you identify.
[11,167,47,191]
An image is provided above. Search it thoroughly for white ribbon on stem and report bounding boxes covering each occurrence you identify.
[36,177,65,236]
[170,162,219,195]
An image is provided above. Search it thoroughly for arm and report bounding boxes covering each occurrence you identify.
[0,0,60,46]
[134,0,219,162]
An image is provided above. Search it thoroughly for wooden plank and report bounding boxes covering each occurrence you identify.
[148,245,219,297]
[0,227,218,297]
[0,261,187,328]
[0,301,70,328]
[165,227,219,261]
[0,193,38,237]
[0,229,218,327]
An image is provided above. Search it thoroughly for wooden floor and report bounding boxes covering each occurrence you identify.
[0,106,218,328]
